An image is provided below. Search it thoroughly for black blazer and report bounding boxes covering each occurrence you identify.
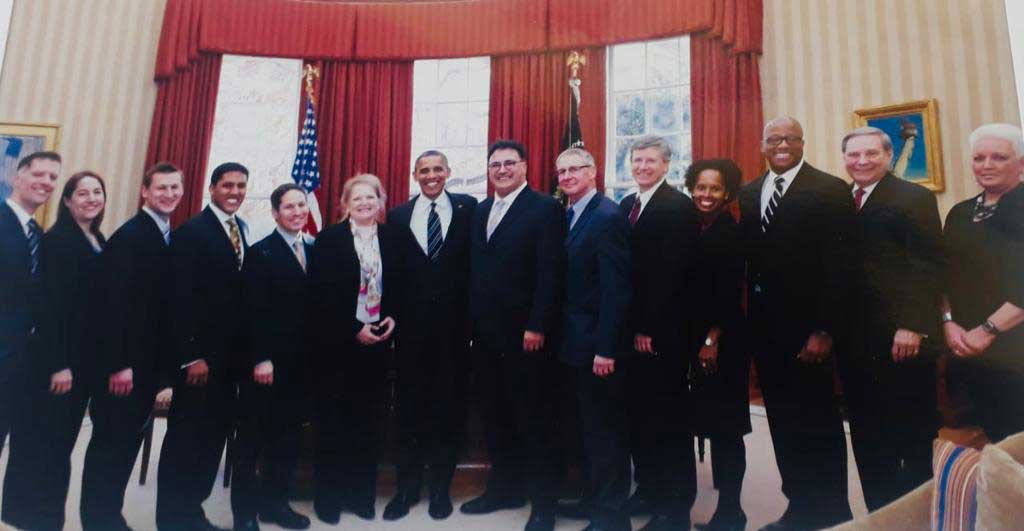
[739,162,857,352]
[171,206,250,375]
[469,186,565,354]
[560,194,631,367]
[618,181,699,353]
[0,202,34,362]
[243,229,312,394]
[688,212,745,353]
[851,173,943,356]
[101,211,176,390]
[35,218,106,378]
[387,192,477,346]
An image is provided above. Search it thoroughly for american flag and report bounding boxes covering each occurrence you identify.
[292,97,323,234]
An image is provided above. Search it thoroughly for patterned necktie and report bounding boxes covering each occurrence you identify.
[627,197,641,227]
[226,217,242,268]
[761,176,785,233]
[566,205,575,229]
[292,239,306,272]
[27,219,41,279]
[427,202,443,261]
[854,187,866,211]
[486,199,506,241]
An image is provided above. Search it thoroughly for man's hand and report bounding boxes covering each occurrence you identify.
[698,343,719,373]
[962,326,996,356]
[186,359,209,386]
[109,368,133,396]
[523,331,545,352]
[155,387,173,410]
[356,324,383,345]
[50,368,73,395]
[633,334,654,354]
[593,355,615,377]
[797,331,833,363]
[891,328,922,362]
[377,317,396,341]
[253,360,274,385]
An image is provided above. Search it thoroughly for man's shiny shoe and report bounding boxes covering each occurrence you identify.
[383,489,421,520]
[346,502,375,521]
[428,491,454,520]
[313,506,340,525]
[259,506,310,530]
[460,492,528,515]
[524,510,555,531]
[232,519,259,531]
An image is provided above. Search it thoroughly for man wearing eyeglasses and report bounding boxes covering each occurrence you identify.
[738,117,857,530]
[463,139,566,531]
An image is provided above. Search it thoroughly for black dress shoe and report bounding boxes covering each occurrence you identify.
[623,492,655,516]
[639,514,689,531]
[555,500,591,520]
[695,513,746,531]
[524,510,555,531]
[189,518,230,531]
[460,493,528,515]
[233,519,259,531]
[428,492,454,520]
[383,489,421,520]
[313,506,340,525]
[582,522,632,531]
[346,502,375,521]
[259,506,311,530]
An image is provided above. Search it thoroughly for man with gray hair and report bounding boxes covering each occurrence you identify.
[839,126,944,511]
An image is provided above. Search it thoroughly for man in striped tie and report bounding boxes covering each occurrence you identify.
[738,117,858,531]
[385,150,477,521]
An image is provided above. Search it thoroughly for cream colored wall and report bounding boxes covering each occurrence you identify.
[0,0,165,231]
[761,0,1020,218]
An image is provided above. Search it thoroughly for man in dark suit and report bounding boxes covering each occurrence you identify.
[384,150,477,521]
[80,162,184,531]
[738,117,857,530]
[555,148,632,531]
[157,162,251,531]
[230,183,313,531]
[461,139,565,531]
[839,127,943,511]
[617,135,700,531]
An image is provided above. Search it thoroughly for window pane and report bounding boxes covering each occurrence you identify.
[646,38,681,87]
[437,102,469,147]
[413,60,439,103]
[615,137,634,184]
[467,57,491,101]
[647,87,680,134]
[612,42,644,91]
[437,58,469,102]
[412,102,437,148]
[615,92,645,136]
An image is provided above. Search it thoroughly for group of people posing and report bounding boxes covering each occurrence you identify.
[0,116,1021,531]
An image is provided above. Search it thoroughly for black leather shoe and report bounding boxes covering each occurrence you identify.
[524,510,555,531]
[460,493,528,515]
[695,512,746,531]
[555,500,591,520]
[313,506,340,525]
[428,492,454,520]
[583,522,632,531]
[639,514,689,531]
[623,491,655,516]
[346,502,375,521]
[190,518,230,531]
[259,506,310,530]
[232,519,259,531]
[383,489,421,521]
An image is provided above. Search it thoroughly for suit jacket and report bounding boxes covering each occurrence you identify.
[171,206,250,376]
[101,210,176,390]
[618,181,699,354]
[0,202,34,362]
[242,229,312,396]
[469,186,566,354]
[738,162,857,353]
[851,173,943,357]
[560,194,631,367]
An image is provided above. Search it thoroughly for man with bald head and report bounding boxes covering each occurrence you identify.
[738,117,857,529]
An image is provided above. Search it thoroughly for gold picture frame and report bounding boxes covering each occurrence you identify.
[853,99,944,192]
[1,122,61,223]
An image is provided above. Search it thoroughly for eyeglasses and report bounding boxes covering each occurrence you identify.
[763,135,804,147]
[487,160,523,171]
[556,164,592,177]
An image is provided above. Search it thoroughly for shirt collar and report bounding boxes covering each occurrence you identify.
[569,187,598,213]
[209,202,237,225]
[5,198,35,230]
[276,226,302,247]
[141,205,171,235]
[494,180,529,205]
[415,191,452,212]
[637,178,667,206]
[768,158,804,187]
[854,179,880,194]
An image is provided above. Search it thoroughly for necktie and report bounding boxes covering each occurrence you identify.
[761,176,785,233]
[26,219,41,279]
[162,227,171,245]
[627,197,641,227]
[486,199,506,241]
[854,187,866,210]
[293,239,306,272]
[226,217,243,268]
[566,205,575,229]
[427,201,443,261]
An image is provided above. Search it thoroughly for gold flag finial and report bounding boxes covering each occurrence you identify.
[566,50,587,80]
[303,64,321,104]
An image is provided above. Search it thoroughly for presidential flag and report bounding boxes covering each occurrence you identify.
[292,97,323,234]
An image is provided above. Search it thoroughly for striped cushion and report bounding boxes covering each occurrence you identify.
[932,439,981,531]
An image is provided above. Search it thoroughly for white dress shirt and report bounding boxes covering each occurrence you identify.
[634,178,667,219]
[276,227,309,267]
[5,198,35,237]
[141,206,172,244]
[209,202,246,262]
[567,187,597,230]
[410,192,453,254]
[760,159,805,218]
[487,180,529,239]
[853,180,881,207]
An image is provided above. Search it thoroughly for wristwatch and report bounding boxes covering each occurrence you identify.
[941,311,953,323]
[704,337,716,347]
[982,320,1001,335]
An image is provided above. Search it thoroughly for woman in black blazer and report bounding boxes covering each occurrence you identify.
[683,160,750,531]
[1,171,107,530]
[307,173,402,524]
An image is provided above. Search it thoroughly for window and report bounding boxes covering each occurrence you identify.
[206,55,303,241]
[410,57,491,200]
[605,36,692,201]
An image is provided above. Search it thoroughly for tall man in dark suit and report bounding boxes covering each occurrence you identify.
[555,148,632,531]
[157,162,251,531]
[738,117,857,530]
[461,139,566,531]
[384,150,477,521]
[839,127,943,511]
[80,162,184,531]
[617,135,700,531]
[230,183,313,531]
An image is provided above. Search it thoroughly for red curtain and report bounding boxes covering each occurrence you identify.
[145,53,222,228]
[488,47,607,196]
[314,60,414,222]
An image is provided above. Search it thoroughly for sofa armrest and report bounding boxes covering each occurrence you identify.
[828,481,933,531]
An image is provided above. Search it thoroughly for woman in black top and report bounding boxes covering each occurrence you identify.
[1,171,107,530]
[941,124,1024,443]
[684,160,750,531]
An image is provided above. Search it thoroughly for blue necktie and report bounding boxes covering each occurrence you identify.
[427,202,442,261]
[566,205,575,229]
[27,219,41,279]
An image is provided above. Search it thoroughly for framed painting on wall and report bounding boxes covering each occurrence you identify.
[1,122,61,223]
[853,99,944,192]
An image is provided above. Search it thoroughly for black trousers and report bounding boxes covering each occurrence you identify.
[842,353,936,512]
[945,356,1024,444]
[707,435,746,522]
[2,368,89,530]
[230,380,304,521]
[314,342,388,514]
[80,383,156,530]
[623,354,697,519]
[474,344,560,511]
[567,364,630,528]
[0,354,17,464]
[393,330,466,496]
[155,374,234,527]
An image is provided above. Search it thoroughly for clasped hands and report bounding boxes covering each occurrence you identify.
[356,316,396,345]
[944,321,994,358]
